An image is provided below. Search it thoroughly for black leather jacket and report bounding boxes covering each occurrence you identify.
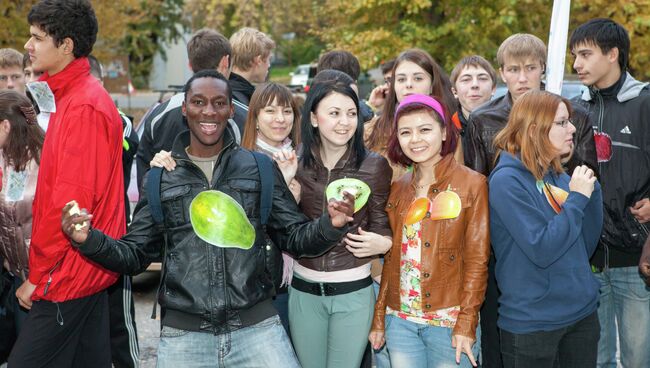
[464,92,598,177]
[78,129,346,334]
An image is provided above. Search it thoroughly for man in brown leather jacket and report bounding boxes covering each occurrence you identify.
[464,33,598,368]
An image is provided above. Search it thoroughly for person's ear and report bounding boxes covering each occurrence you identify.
[230,103,234,118]
[607,47,619,65]
[1,119,11,134]
[499,67,507,84]
[451,87,458,99]
[218,55,230,77]
[310,112,318,128]
[61,38,74,55]
[181,101,187,117]
[441,126,447,141]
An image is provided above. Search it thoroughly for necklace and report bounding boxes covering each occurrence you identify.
[414,179,436,189]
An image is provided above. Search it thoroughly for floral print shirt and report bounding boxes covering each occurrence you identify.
[387,221,460,328]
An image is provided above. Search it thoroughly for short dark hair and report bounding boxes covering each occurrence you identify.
[570,18,630,72]
[187,28,232,73]
[300,80,366,169]
[183,69,232,103]
[317,50,361,81]
[87,54,102,80]
[28,0,98,58]
[312,69,355,87]
[450,55,497,87]
[380,59,395,76]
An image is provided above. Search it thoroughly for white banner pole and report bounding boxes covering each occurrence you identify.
[546,0,572,95]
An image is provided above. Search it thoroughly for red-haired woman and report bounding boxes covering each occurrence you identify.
[369,94,489,367]
[489,90,602,367]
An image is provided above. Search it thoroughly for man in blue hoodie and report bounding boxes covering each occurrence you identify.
[570,18,650,368]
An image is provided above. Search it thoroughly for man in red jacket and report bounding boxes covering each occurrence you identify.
[9,1,126,366]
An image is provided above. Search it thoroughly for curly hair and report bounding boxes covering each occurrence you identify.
[28,0,98,58]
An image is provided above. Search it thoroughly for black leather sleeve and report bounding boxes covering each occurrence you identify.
[76,173,163,275]
[464,116,489,176]
[266,163,347,258]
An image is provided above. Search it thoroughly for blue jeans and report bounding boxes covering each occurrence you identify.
[384,314,481,368]
[595,266,650,368]
[372,282,391,368]
[156,315,300,368]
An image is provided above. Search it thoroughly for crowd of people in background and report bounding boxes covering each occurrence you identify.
[0,1,649,368]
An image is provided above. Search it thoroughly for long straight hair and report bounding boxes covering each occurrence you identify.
[366,48,457,152]
[493,90,572,180]
[0,90,44,171]
[300,79,366,169]
[240,82,301,150]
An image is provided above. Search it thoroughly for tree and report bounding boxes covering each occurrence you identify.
[185,0,323,65]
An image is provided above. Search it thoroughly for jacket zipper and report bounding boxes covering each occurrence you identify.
[43,259,62,296]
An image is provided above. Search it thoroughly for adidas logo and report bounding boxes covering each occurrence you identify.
[620,125,632,134]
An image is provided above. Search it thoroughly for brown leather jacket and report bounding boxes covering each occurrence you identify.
[296,147,392,271]
[372,155,490,339]
[0,158,39,280]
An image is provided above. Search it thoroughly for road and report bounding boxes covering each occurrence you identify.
[132,272,161,368]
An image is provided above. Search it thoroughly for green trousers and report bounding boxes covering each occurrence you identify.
[288,280,375,368]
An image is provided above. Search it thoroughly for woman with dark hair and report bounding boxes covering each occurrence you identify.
[0,90,45,336]
[489,90,602,367]
[369,94,489,367]
[289,76,393,368]
[365,49,460,180]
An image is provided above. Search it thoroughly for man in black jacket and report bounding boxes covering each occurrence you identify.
[61,70,354,367]
[229,27,275,128]
[136,28,233,193]
[570,18,650,368]
[464,33,598,368]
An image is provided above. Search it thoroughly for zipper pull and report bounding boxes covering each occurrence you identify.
[43,274,53,296]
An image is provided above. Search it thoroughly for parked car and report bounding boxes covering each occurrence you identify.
[494,78,587,99]
[289,64,317,92]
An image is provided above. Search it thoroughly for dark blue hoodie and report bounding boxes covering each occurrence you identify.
[489,151,603,334]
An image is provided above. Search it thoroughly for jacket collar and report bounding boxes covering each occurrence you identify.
[43,57,90,97]
[410,154,457,189]
[581,72,649,103]
[312,144,354,171]
[229,72,255,103]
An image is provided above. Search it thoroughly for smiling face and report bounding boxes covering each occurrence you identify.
[397,110,445,167]
[256,97,294,147]
[311,92,358,150]
[500,56,543,101]
[548,102,576,157]
[394,60,433,102]
[24,25,74,76]
[453,65,495,116]
[182,77,234,157]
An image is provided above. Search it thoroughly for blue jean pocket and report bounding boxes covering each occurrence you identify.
[160,325,190,338]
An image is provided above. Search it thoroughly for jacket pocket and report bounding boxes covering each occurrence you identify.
[161,184,192,228]
[227,178,261,218]
[436,247,462,284]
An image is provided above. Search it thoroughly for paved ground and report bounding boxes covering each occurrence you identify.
[133,271,161,368]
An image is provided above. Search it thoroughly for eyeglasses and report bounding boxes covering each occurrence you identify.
[553,119,573,128]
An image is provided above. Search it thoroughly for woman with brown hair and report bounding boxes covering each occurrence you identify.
[489,90,602,367]
[0,90,45,336]
[365,48,460,181]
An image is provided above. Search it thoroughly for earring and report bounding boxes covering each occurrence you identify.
[256,125,259,131]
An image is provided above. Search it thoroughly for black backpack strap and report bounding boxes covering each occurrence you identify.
[251,152,273,225]
[147,167,165,224]
[145,166,166,319]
